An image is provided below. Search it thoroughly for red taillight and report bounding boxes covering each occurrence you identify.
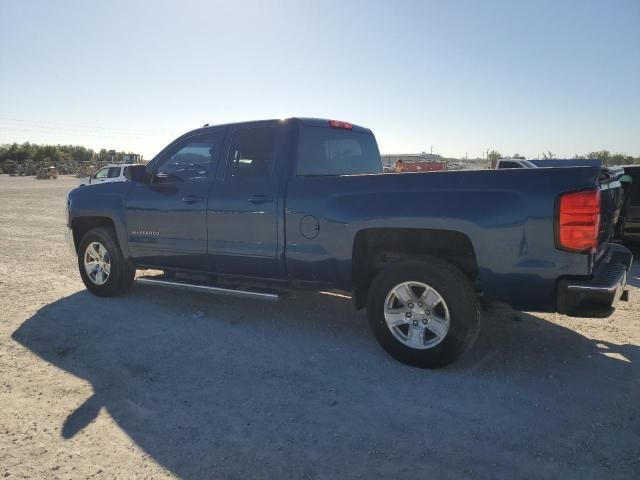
[328,120,353,129]
[557,190,600,252]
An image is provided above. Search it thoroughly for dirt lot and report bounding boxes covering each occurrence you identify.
[1,175,639,479]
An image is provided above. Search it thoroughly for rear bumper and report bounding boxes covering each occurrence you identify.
[557,243,633,317]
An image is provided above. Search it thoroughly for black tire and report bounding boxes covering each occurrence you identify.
[77,226,135,297]
[367,257,480,368]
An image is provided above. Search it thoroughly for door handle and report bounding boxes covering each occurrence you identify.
[182,195,204,204]
[248,195,271,204]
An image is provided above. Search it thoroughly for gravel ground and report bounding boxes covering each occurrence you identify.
[1,175,639,479]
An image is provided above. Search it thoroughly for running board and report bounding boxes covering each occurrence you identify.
[136,276,280,301]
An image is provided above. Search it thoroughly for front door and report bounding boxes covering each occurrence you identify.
[125,132,221,270]
[207,125,282,278]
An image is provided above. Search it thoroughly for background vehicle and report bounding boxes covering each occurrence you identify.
[395,158,448,172]
[529,159,602,168]
[36,166,58,179]
[494,158,538,169]
[88,164,138,185]
[616,165,640,245]
[65,118,632,368]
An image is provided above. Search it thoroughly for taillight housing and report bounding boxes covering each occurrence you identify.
[556,190,600,253]
[328,120,353,129]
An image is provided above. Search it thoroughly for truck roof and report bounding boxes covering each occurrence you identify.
[186,117,373,137]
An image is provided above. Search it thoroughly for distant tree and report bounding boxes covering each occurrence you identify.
[608,153,634,166]
[23,159,37,176]
[0,142,143,175]
[2,159,17,174]
[542,151,556,160]
[587,150,611,165]
[512,153,526,159]
[487,150,502,163]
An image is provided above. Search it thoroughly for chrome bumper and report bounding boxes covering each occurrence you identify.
[557,243,632,317]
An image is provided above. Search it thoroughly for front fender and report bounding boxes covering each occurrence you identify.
[67,183,131,258]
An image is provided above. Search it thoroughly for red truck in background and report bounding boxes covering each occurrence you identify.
[394,158,448,172]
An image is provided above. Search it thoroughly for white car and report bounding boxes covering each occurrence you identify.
[88,164,139,184]
[495,158,538,169]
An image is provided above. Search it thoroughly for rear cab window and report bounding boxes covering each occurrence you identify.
[296,123,382,176]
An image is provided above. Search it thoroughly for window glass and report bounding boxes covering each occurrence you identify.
[107,167,121,178]
[94,168,108,178]
[228,127,276,178]
[498,161,523,169]
[297,126,382,176]
[156,137,217,182]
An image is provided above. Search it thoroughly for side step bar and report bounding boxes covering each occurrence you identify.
[136,276,280,301]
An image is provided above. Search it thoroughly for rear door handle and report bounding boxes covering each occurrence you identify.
[248,195,271,204]
[182,195,204,204]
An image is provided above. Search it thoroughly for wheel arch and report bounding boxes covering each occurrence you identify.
[352,228,479,309]
[71,216,128,257]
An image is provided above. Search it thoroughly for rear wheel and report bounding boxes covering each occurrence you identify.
[77,227,135,297]
[367,258,480,368]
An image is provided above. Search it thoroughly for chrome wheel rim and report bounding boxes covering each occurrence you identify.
[84,242,111,285]
[384,281,450,350]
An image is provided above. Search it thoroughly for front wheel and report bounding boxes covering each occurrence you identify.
[77,227,135,297]
[367,258,480,368]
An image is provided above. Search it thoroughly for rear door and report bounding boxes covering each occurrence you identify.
[125,132,222,270]
[207,124,283,277]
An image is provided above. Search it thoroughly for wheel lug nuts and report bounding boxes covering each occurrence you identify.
[412,320,419,326]
[422,319,428,325]
[408,303,414,308]
[405,312,412,318]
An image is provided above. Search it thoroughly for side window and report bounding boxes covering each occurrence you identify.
[107,167,121,178]
[227,127,276,178]
[94,168,108,178]
[156,136,218,182]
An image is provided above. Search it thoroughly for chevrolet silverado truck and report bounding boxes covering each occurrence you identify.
[65,118,633,368]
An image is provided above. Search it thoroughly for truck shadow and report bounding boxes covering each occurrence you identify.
[11,285,640,479]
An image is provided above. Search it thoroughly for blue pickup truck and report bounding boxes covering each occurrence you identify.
[65,118,632,368]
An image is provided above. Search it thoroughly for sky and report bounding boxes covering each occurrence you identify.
[0,0,638,160]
